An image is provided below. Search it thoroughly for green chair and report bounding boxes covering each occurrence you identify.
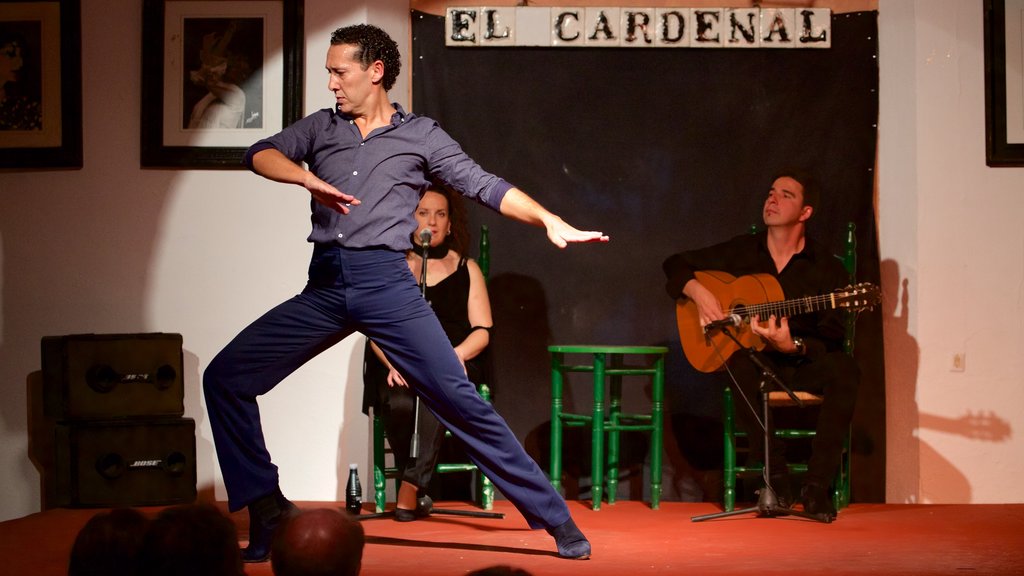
[548,345,668,510]
[370,225,496,513]
[722,222,857,512]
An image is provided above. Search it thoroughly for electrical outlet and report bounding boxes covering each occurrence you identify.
[951,353,965,372]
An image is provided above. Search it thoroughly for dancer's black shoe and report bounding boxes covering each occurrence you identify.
[241,488,297,563]
[546,517,591,560]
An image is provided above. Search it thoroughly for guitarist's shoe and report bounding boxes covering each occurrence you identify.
[768,471,793,509]
[800,482,837,522]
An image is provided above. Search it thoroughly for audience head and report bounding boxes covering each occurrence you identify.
[271,508,365,576]
[136,503,243,576]
[467,566,534,576]
[68,507,149,576]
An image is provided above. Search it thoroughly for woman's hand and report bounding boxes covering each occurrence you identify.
[386,367,409,388]
[453,347,469,375]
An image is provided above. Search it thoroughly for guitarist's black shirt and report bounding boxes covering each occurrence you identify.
[662,231,849,358]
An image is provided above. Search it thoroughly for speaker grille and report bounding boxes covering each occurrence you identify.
[53,418,197,507]
[42,333,185,419]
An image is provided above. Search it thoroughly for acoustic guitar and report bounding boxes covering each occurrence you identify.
[676,270,880,373]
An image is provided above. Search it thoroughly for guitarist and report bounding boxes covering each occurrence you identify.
[662,169,859,521]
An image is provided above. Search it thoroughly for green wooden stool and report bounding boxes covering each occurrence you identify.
[722,387,852,511]
[371,382,495,513]
[548,344,667,510]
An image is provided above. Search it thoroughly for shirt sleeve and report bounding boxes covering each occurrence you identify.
[422,120,513,212]
[662,234,753,298]
[243,109,330,170]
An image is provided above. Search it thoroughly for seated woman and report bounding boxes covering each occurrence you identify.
[363,186,492,521]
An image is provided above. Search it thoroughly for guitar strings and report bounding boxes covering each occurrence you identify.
[734,284,877,322]
[737,293,850,321]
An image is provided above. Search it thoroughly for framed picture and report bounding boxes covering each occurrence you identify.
[0,0,82,169]
[141,0,303,168]
[984,0,1024,166]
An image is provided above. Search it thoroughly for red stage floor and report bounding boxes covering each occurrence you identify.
[3,500,1023,575]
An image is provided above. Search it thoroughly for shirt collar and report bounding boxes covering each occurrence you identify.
[390,102,414,126]
[333,102,415,125]
[755,230,818,263]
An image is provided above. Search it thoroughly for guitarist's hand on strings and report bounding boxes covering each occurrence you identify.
[750,314,801,354]
[683,279,725,328]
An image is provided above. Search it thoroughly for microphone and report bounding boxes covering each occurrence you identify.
[418,228,432,249]
[704,314,742,333]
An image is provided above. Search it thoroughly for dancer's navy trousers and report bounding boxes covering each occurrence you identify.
[204,244,569,529]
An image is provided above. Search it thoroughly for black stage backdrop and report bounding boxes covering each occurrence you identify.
[412,10,884,504]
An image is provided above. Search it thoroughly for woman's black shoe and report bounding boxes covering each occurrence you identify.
[394,507,417,522]
[394,495,433,522]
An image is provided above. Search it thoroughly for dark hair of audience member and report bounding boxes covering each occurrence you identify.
[68,507,149,576]
[270,508,365,576]
[135,503,244,576]
[467,566,534,576]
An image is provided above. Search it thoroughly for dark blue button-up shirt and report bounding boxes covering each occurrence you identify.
[245,104,513,251]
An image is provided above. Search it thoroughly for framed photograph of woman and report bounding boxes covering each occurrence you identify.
[0,0,82,169]
[985,0,1024,166]
[141,0,303,168]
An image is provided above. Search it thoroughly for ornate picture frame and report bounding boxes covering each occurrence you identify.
[984,0,1024,166]
[0,0,82,170]
[140,0,303,168]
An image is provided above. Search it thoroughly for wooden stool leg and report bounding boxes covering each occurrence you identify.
[606,357,622,505]
[722,386,737,512]
[591,353,606,510]
[475,383,495,510]
[479,474,495,510]
[834,427,852,511]
[650,354,665,510]
[549,353,565,495]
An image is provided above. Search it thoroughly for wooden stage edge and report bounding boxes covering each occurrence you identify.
[3,500,1023,575]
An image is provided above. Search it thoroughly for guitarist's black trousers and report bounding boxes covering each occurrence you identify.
[728,350,860,487]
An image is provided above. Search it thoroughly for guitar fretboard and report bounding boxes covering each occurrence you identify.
[740,294,836,320]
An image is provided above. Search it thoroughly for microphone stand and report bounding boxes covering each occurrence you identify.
[691,325,828,523]
[359,230,504,521]
[408,234,429,460]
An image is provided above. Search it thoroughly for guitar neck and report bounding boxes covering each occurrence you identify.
[678,272,879,373]
[742,293,839,321]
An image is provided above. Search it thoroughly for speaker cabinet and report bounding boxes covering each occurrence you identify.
[42,333,184,420]
[52,418,197,508]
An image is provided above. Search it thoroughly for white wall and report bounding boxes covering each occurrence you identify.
[0,0,409,521]
[1,0,1022,523]
[878,0,1024,503]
